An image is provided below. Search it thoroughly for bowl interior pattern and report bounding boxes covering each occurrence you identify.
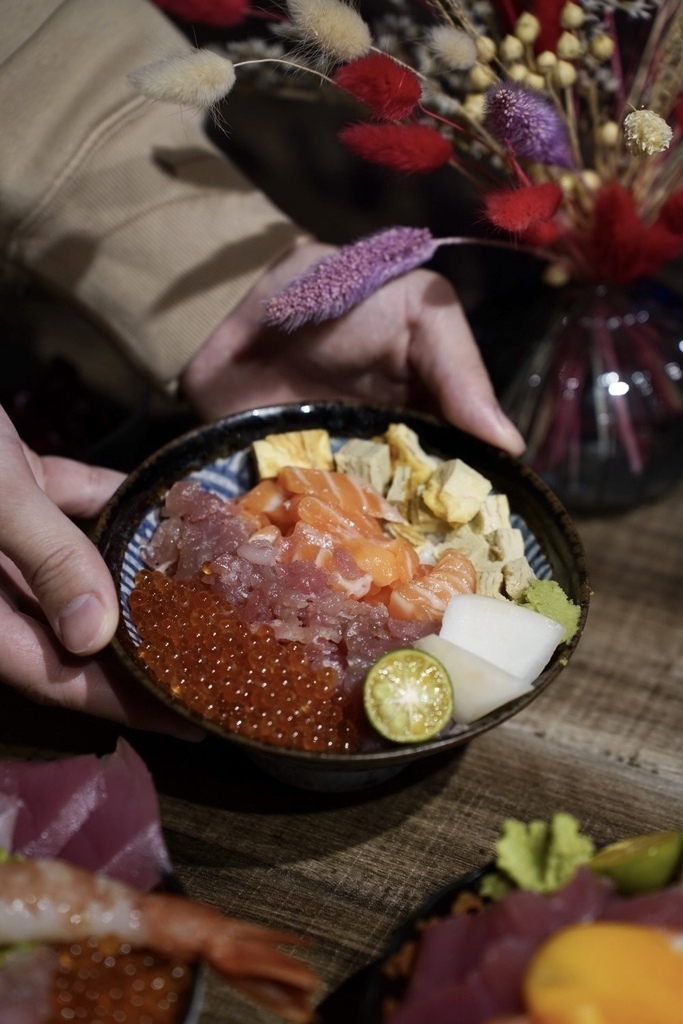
[96,402,590,782]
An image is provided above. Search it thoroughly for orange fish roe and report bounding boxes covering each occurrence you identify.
[49,935,194,1023]
[129,570,362,753]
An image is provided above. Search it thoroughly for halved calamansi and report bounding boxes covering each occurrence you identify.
[363,648,453,744]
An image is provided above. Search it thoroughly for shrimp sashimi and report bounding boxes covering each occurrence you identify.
[387,548,477,621]
[278,467,405,522]
[0,858,318,1023]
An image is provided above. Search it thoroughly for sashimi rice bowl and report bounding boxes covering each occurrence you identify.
[96,403,589,783]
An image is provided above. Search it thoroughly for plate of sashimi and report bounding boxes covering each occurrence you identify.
[0,739,317,1023]
[358,813,683,1024]
[96,403,590,779]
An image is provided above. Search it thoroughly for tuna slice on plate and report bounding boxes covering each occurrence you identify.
[0,737,170,890]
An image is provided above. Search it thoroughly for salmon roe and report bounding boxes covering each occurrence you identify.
[129,570,362,752]
[49,935,194,1023]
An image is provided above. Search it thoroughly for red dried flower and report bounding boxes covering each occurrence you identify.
[519,220,562,247]
[483,182,563,233]
[582,183,643,283]
[153,0,250,28]
[657,190,683,235]
[636,224,683,278]
[334,54,421,121]
[531,0,564,52]
[338,122,453,173]
[673,97,683,130]
[492,0,524,32]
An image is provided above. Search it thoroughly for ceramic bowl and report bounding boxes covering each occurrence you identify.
[95,402,590,791]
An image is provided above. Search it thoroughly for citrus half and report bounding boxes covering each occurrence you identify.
[363,648,453,744]
[589,830,683,894]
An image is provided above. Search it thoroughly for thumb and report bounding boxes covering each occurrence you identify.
[0,412,120,655]
[408,274,526,456]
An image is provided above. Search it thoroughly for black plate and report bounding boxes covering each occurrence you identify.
[163,873,206,1023]
[318,863,490,1024]
[363,864,490,1023]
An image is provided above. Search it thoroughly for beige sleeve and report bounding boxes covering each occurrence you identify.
[0,0,303,390]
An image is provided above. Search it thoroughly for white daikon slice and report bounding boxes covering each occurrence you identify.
[414,633,534,724]
[439,593,564,685]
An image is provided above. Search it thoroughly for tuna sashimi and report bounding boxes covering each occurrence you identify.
[0,751,107,859]
[389,937,533,1024]
[57,738,171,892]
[403,869,612,1006]
[0,738,170,891]
[0,746,317,1024]
[145,481,263,578]
[602,884,683,927]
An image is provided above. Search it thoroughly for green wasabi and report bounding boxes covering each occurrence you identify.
[519,578,580,643]
[479,813,596,900]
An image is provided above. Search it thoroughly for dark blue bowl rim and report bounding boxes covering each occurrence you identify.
[94,401,591,772]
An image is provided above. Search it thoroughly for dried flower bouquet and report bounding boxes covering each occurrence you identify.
[134,0,683,324]
[133,1,683,506]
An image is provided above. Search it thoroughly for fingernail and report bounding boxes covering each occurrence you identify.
[58,593,112,654]
[492,407,526,456]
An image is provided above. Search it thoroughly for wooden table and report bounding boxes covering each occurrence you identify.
[2,479,683,1024]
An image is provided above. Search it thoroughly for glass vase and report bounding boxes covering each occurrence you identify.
[501,279,683,513]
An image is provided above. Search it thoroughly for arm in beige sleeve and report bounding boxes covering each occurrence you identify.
[0,0,304,391]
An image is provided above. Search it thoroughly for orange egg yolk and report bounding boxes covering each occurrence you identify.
[523,921,683,1024]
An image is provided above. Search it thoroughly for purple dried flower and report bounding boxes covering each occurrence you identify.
[484,83,574,169]
[263,226,439,331]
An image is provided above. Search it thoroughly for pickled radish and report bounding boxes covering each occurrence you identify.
[414,634,533,723]
[439,593,564,684]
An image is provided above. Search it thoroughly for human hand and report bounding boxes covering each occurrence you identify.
[0,407,203,739]
[181,240,525,455]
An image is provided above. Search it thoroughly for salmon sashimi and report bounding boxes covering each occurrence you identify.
[232,466,475,619]
[289,497,418,588]
[235,480,293,531]
[278,467,405,522]
[280,521,336,568]
[280,522,374,599]
[343,535,421,588]
[387,548,477,622]
[280,518,417,590]
[293,494,385,540]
